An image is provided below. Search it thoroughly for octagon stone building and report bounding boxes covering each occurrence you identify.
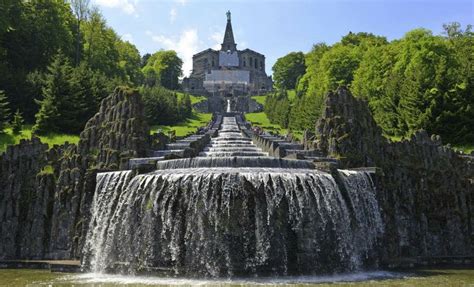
[182,11,272,112]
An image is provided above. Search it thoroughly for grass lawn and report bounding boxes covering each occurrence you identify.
[245,112,303,140]
[176,92,206,104]
[189,95,206,104]
[251,90,296,105]
[151,112,212,137]
[0,125,79,153]
[1,111,212,153]
[251,95,267,105]
[247,91,304,140]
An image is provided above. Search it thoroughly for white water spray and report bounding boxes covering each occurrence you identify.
[83,116,385,277]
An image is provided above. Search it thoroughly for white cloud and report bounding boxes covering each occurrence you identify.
[169,8,177,23]
[209,32,223,50]
[93,0,138,15]
[122,33,133,42]
[152,29,199,77]
[148,26,242,77]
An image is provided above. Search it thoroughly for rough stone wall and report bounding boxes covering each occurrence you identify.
[315,87,385,167]
[0,86,150,260]
[315,87,473,261]
[0,138,51,259]
[79,86,149,170]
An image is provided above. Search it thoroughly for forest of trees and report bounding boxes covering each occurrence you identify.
[268,24,474,145]
[0,0,187,135]
[0,1,472,147]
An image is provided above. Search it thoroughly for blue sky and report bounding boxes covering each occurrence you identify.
[93,0,473,76]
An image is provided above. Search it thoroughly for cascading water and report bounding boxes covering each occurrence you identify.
[226,99,231,113]
[83,116,384,277]
[199,117,268,157]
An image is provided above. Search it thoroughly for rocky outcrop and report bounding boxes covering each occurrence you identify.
[79,86,149,170]
[314,87,473,261]
[315,87,385,167]
[0,86,150,260]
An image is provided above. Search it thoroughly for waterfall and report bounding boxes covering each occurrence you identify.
[82,116,384,277]
[83,168,383,276]
[155,157,315,169]
[226,99,231,113]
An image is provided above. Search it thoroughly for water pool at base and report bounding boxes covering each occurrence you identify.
[1,269,473,286]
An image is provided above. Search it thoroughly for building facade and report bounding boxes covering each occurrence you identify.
[182,11,273,97]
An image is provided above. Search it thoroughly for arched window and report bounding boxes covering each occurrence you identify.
[255,59,258,69]
[250,57,253,68]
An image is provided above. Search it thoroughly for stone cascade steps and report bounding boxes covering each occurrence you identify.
[285,149,325,158]
[129,113,337,171]
[250,130,336,165]
[129,115,226,170]
[130,129,216,170]
[199,117,268,158]
[203,147,263,152]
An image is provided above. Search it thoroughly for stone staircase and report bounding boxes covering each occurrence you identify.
[199,116,268,157]
[249,131,338,169]
[129,112,339,171]
[129,116,222,169]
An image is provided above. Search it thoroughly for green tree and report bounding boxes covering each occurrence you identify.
[0,90,10,133]
[341,31,387,47]
[352,43,400,135]
[265,90,291,128]
[11,109,24,135]
[116,40,143,85]
[296,43,329,97]
[1,0,75,121]
[434,23,474,143]
[69,62,110,131]
[288,33,387,131]
[141,53,151,68]
[33,53,76,134]
[0,0,14,83]
[272,52,306,90]
[70,0,91,65]
[179,93,192,118]
[140,86,180,125]
[81,8,142,86]
[142,66,158,87]
[352,26,474,143]
[82,9,120,78]
[142,50,183,89]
